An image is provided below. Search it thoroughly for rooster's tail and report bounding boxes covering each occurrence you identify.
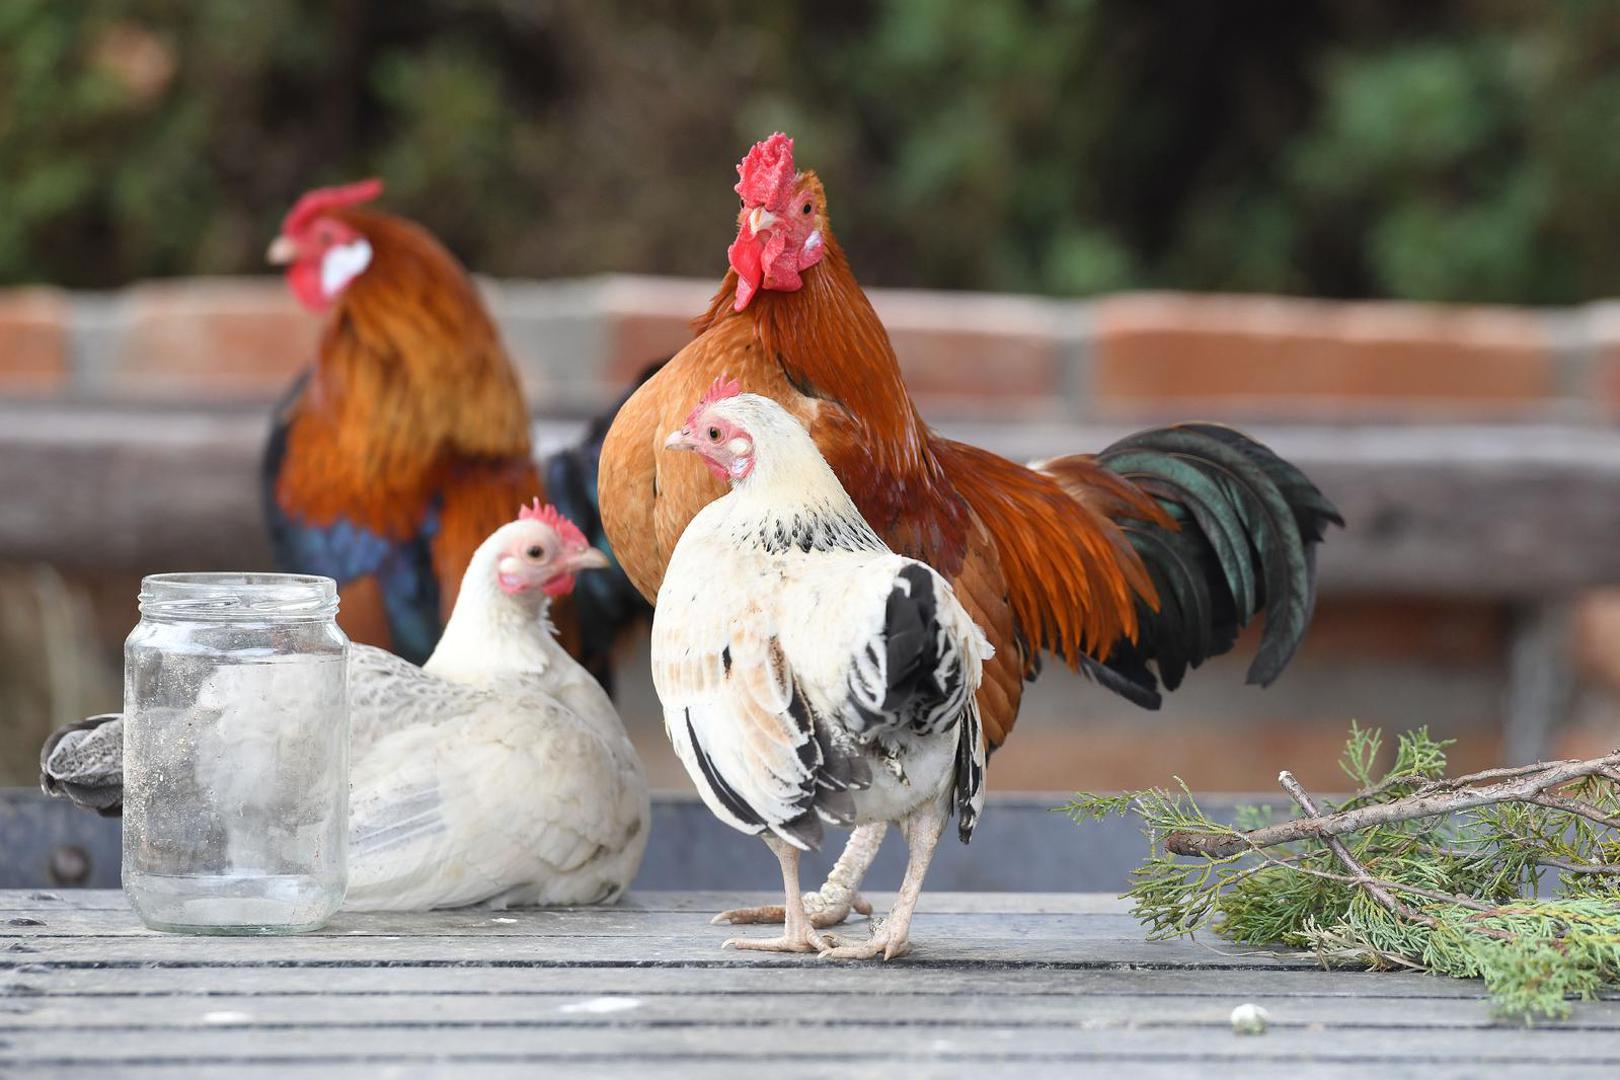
[1039,423,1343,708]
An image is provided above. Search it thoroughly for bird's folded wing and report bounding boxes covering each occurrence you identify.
[652,600,831,850]
[346,688,640,911]
[346,644,492,756]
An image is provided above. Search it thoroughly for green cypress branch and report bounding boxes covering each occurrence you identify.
[1063,724,1620,1022]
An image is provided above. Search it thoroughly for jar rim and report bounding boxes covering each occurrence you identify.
[139,573,340,621]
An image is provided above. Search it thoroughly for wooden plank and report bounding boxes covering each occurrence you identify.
[0,964,1513,1001]
[942,420,1620,597]
[0,961,1522,999]
[6,990,1618,1031]
[3,1023,1619,1066]
[10,1063,1600,1080]
[0,906,1139,939]
[8,405,1620,594]
[0,405,271,571]
[0,889,1134,917]
[0,926,1317,970]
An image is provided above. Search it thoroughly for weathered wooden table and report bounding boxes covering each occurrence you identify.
[2,890,1616,1079]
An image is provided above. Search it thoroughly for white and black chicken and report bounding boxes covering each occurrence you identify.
[652,379,992,959]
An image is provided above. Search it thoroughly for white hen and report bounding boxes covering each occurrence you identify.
[41,504,649,912]
[651,381,991,960]
[338,503,649,910]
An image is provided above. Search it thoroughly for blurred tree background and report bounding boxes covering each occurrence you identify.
[2,0,1618,303]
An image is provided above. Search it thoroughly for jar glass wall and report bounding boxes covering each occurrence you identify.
[122,573,349,934]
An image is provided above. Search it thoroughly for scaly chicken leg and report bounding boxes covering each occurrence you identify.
[720,836,828,953]
[712,822,886,929]
[819,801,945,961]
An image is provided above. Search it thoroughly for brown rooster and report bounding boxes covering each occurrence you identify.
[599,134,1342,935]
[263,179,647,678]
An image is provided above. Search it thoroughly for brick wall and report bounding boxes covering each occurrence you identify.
[2,276,1618,790]
[6,275,1620,423]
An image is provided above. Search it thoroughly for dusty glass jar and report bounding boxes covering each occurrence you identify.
[122,573,349,934]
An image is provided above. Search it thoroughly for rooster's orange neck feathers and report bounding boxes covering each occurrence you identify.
[693,213,1165,672]
[694,233,969,558]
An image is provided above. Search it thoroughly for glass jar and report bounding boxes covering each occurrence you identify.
[122,573,349,934]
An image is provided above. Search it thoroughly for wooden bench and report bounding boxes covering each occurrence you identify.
[5,402,1619,763]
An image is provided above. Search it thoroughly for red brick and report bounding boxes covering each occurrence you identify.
[1581,302,1620,417]
[1553,713,1620,763]
[105,278,318,401]
[1295,597,1506,668]
[610,310,698,382]
[1574,588,1620,693]
[600,277,1067,419]
[0,288,70,396]
[873,289,1065,419]
[1093,293,1554,419]
[602,276,711,385]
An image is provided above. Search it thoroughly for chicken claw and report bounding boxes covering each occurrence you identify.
[817,917,912,961]
[721,926,829,954]
[712,824,887,929]
[711,889,873,928]
[720,837,837,953]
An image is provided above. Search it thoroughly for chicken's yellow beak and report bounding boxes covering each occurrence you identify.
[664,428,691,451]
[748,207,778,236]
[266,236,299,266]
[567,547,611,573]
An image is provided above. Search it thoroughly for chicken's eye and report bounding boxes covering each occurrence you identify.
[708,426,721,442]
[525,545,544,560]
[801,202,813,215]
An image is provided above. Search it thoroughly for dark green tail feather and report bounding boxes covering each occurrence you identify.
[1087,423,1342,707]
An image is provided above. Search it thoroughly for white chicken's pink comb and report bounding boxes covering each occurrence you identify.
[685,376,743,429]
[517,499,588,551]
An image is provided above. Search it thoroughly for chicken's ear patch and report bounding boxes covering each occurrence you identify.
[516,500,588,550]
[283,177,384,237]
[735,133,797,211]
[686,376,743,429]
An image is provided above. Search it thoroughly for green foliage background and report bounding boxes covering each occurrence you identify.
[4,0,1620,302]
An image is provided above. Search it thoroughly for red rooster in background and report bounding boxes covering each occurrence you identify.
[599,134,1342,933]
[263,179,647,677]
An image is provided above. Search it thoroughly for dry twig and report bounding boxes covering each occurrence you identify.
[1166,750,1620,859]
[1278,770,1423,922]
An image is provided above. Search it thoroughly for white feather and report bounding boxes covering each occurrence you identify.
[320,238,372,297]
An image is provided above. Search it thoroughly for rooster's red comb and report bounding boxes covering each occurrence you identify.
[685,375,743,428]
[735,133,797,210]
[516,499,588,550]
[282,178,384,236]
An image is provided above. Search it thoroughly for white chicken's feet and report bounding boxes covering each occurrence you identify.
[710,889,874,929]
[816,916,912,962]
[721,926,829,953]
